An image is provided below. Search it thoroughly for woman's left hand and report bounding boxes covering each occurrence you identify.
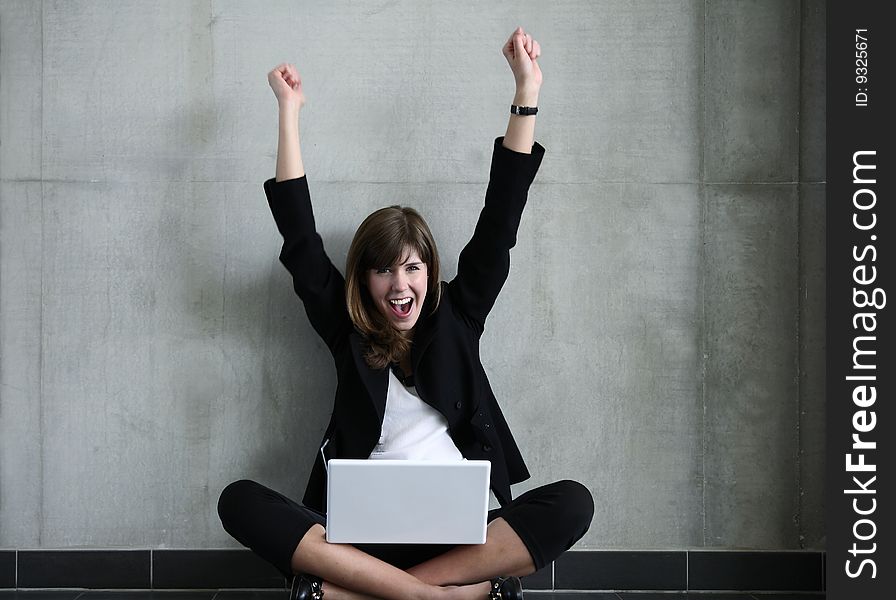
[502,27,542,94]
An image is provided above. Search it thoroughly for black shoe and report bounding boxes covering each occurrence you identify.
[289,573,324,600]
[488,575,523,600]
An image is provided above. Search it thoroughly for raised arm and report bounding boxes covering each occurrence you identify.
[264,64,351,353]
[502,27,542,153]
[268,63,306,181]
[449,28,545,330]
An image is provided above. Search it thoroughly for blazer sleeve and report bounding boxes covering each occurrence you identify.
[264,176,352,353]
[448,137,545,332]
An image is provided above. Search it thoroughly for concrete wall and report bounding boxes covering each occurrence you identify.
[0,1,825,550]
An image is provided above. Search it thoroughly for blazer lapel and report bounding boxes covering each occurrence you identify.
[349,333,389,424]
[410,315,440,374]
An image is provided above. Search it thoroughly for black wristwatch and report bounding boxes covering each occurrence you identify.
[510,105,538,116]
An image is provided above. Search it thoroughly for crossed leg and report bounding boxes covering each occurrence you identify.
[220,479,592,600]
[291,518,535,600]
[407,517,536,585]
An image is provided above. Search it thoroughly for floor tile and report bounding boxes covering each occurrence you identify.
[16,551,150,589]
[618,594,753,599]
[211,592,285,600]
[0,593,84,600]
[0,552,15,589]
[555,551,687,591]
[153,551,284,590]
[526,594,620,599]
[688,551,823,592]
[749,594,826,599]
[78,593,216,600]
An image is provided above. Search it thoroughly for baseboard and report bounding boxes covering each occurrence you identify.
[0,548,825,592]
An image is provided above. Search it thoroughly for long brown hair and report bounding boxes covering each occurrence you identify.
[345,206,441,369]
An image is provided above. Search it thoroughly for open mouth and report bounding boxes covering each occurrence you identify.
[388,297,413,318]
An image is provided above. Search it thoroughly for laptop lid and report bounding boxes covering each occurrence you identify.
[325,459,491,544]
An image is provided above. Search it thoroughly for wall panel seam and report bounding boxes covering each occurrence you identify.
[38,0,46,548]
[795,0,805,550]
[699,0,708,549]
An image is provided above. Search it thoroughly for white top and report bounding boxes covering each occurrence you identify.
[368,370,465,461]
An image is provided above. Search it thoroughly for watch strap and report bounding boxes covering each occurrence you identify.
[510,105,538,116]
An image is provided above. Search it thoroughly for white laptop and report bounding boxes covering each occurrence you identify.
[325,459,491,544]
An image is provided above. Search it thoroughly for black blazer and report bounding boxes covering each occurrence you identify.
[264,137,545,511]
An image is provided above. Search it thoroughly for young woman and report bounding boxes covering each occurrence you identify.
[218,28,593,600]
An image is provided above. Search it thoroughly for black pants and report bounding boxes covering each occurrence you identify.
[218,478,594,579]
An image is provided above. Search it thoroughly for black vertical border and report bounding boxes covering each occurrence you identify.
[826,2,894,598]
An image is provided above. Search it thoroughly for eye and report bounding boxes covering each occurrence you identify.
[406,265,420,272]
[375,267,391,274]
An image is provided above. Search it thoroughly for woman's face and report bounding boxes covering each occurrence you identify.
[366,248,428,333]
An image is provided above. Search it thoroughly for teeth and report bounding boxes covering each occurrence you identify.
[389,298,412,305]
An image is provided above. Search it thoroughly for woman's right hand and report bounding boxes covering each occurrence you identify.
[502,27,542,96]
[268,63,306,109]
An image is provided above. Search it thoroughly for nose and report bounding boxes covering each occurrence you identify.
[391,270,409,291]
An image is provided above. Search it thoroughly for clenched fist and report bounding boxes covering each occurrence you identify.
[502,27,542,93]
[268,63,306,109]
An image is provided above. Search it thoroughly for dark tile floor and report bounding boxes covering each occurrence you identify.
[0,592,827,600]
